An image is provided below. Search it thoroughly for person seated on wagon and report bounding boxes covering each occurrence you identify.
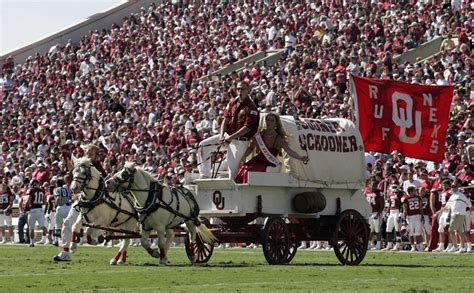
[234,113,308,184]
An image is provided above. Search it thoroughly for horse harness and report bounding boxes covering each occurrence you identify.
[135,181,201,231]
[76,168,138,227]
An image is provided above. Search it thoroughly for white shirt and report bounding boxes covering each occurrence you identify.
[446,191,471,216]
[402,179,421,194]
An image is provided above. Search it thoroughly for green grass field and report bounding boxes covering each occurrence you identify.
[0,244,473,292]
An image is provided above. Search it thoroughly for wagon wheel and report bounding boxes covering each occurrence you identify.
[184,233,214,264]
[333,209,368,266]
[261,217,290,265]
[286,241,298,264]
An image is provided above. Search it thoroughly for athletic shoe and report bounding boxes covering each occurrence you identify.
[35,239,46,245]
[444,244,453,252]
[53,251,71,262]
[0,239,6,244]
[432,245,444,252]
[391,243,401,251]
[447,246,458,253]
[410,246,417,252]
[455,248,466,254]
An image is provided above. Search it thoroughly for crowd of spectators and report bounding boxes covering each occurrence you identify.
[0,1,472,247]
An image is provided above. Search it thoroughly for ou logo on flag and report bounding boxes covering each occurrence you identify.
[392,92,421,144]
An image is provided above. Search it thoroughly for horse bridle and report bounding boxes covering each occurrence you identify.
[72,164,93,191]
[111,166,137,193]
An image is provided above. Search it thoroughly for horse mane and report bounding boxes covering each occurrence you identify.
[124,161,160,183]
[75,157,92,167]
[75,157,100,178]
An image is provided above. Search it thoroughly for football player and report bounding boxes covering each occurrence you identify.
[383,184,403,251]
[0,177,15,244]
[364,178,384,250]
[26,179,48,247]
[402,186,423,252]
[433,179,453,252]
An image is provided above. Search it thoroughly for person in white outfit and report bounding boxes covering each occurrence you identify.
[198,81,260,180]
[445,182,472,253]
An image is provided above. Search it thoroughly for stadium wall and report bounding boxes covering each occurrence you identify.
[199,49,284,81]
[0,0,159,67]
[394,36,445,64]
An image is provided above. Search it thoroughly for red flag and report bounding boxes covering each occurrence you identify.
[351,76,453,162]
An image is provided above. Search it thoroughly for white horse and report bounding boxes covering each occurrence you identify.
[70,158,139,265]
[106,162,217,265]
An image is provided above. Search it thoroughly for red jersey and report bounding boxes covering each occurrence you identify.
[0,188,14,210]
[364,188,383,213]
[439,189,452,208]
[420,195,430,215]
[28,187,46,209]
[387,190,403,211]
[402,195,421,216]
[47,193,56,213]
[224,97,259,139]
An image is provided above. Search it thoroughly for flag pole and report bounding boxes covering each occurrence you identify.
[348,74,359,127]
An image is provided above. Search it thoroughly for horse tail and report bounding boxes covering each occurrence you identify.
[196,220,217,244]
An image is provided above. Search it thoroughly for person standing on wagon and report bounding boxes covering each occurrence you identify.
[198,81,260,180]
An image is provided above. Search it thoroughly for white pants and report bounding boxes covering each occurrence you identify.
[28,208,46,228]
[421,215,431,234]
[437,210,450,233]
[47,212,56,230]
[198,134,249,180]
[55,205,71,233]
[369,212,381,233]
[62,205,80,247]
[386,210,400,233]
[0,213,13,226]
[466,211,473,233]
[407,215,422,236]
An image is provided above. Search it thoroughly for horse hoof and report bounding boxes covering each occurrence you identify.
[117,259,124,265]
[159,258,167,266]
[189,256,197,265]
[110,259,117,265]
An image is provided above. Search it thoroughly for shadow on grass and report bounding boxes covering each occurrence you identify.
[360,263,474,269]
[128,261,256,268]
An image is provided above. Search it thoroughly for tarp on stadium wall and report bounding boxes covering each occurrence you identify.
[278,116,367,185]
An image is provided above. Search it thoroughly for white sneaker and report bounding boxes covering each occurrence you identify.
[447,246,458,253]
[298,244,307,249]
[433,245,444,252]
[382,243,393,251]
[424,246,430,252]
[35,239,46,245]
[391,243,401,251]
[455,248,466,254]
[410,246,417,252]
[0,239,6,244]
[466,243,472,253]
[53,251,71,262]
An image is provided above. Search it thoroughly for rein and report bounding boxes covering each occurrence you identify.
[112,167,201,229]
[74,164,138,226]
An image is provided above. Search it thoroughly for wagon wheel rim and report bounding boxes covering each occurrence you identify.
[185,234,214,264]
[334,210,368,266]
[262,218,290,265]
[286,241,298,264]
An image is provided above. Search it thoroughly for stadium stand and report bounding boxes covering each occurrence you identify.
[0,1,472,248]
